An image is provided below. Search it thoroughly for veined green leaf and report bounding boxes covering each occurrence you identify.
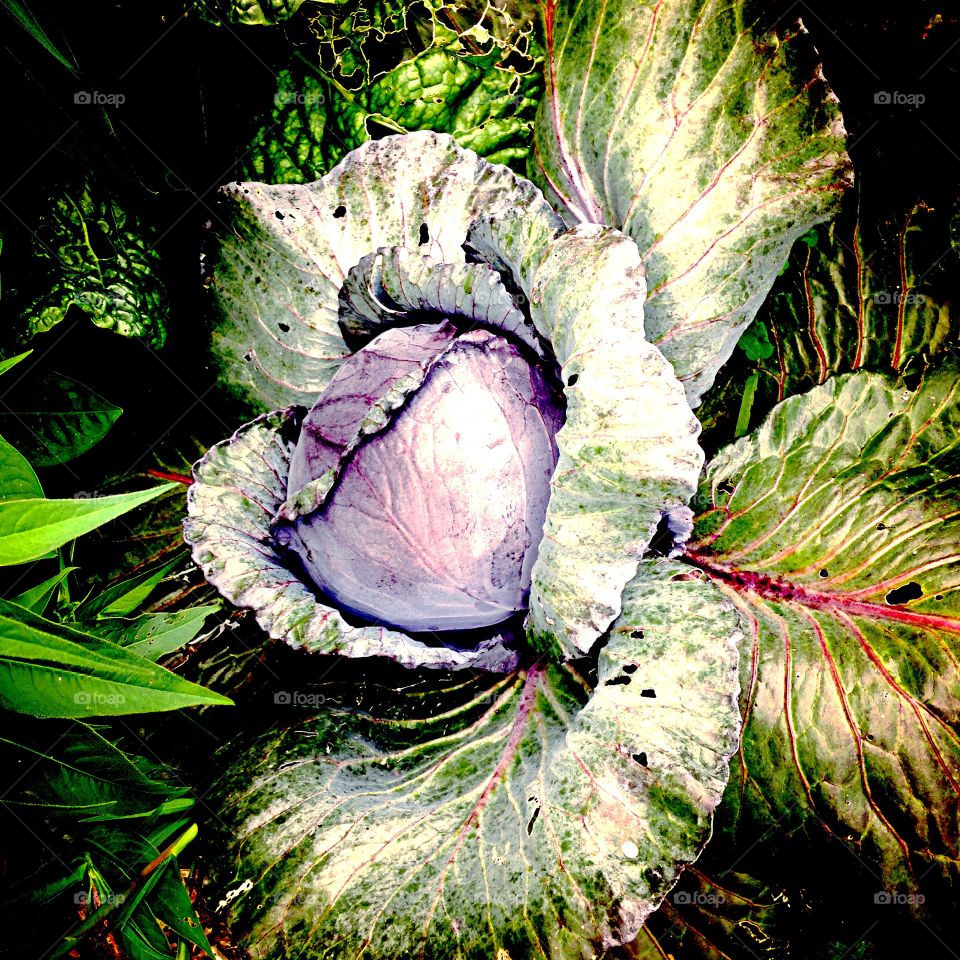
[94,605,220,661]
[0,599,233,716]
[0,433,43,500]
[11,567,76,613]
[210,560,741,958]
[0,483,174,566]
[532,0,852,405]
[74,555,180,621]
[0,372,122,467]
[687,361,960,898]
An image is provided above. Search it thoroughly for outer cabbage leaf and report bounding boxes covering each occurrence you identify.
[17,182,168,350]
[531,0,852,405]
[207,560,741,959]
[468,218,704,658]
[686,362,960,901]
[196,0,306,25]
[210,131,561,412]
[698,187,959,444]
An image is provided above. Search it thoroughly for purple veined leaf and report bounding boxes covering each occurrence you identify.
[699,184,960,443]
[208,131,562,412]
[184,406,522,672]
[685,360,960,901]
[205,559,742,960]
[276,323,564,634]
[531,0,853,406]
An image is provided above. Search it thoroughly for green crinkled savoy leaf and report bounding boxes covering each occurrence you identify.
[208,560,741,959]
[17,182,169,350]
[686,361,960,900]
[0,372,122,467]
[531,0,852,406]
[194,0,306,25]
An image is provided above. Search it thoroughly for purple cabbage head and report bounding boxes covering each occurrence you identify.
[273,321,564,634]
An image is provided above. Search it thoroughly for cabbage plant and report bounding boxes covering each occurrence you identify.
[183,0,860,954]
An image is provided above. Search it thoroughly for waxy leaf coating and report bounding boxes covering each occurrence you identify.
[688,362,960,899]
[207,561,742,959]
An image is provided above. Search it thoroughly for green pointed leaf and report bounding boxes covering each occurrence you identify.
[11,567,76,613]
[531,0,852,405]
[0,483,174,566]
[687,362,960,897]
[74,555,180,621]
[0,349,32,377]
[0,372,122,467]
[210,560,741,958]
[94,605,220,661]
[0,599,233,716]
[1,0,75,70]
[0,433,43,500]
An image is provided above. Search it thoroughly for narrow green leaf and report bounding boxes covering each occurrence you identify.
[0,349,32,377]
[0,0,74,70]
[733,371,759,438]
[0,483,174,566]
[94,606,220,661]
[74,555,180,621]
[10,567,76,612]
[0,599,233,716]
[0,433,43,501]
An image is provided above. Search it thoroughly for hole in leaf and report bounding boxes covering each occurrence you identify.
[640,688,656,698]
[623,663,638,674]
[567,373,579,387]
[526,806,540,834]
[275,210,285,220]
[630,630,644,640]
[819,569,829,578]
[333,205,346,218]
[418,222,429,246]
[633,751,648,766]
[605,675,631,686]
[885,581,923,605]
[935,594,944,601]
[243,352,253,362]
[876,522,887,531]
[254,276,263,285]
[278,322,290,333]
